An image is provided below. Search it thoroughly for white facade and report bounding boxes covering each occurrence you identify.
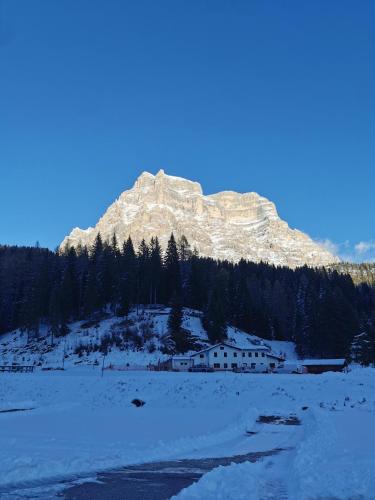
[171,356,193,371]
[189,343,282,373]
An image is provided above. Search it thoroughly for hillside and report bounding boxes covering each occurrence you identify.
[0,308,296,369]
[328,262,375,286]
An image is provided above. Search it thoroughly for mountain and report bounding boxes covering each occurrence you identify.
[61,169,339,267]
[328,262,375,286]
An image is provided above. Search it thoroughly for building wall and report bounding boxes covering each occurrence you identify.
[172,359,193,371]
[191,345,275,372]
[304,364,344,374]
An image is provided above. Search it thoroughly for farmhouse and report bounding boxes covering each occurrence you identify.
[169,342,284,372]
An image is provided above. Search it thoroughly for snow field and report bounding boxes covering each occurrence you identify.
[0,367,374,498]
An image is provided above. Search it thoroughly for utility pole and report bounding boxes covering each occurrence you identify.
[101,353,107,377]
[62,338,67,370]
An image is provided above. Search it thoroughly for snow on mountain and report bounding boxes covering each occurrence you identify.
[61,169,338,268]
[0,308,296,369]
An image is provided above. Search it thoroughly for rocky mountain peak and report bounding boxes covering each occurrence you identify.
[61,170,339,268]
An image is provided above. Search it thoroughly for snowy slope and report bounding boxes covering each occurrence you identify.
[0,308,296,369]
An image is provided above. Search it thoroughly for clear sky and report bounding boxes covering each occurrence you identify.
[1,0,374,261]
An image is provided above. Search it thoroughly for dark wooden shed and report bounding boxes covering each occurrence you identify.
[301,359,347,374]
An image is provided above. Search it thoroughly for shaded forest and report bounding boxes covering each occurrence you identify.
[1,234,375,362]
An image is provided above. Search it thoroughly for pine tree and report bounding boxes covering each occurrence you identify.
[82,265,99,317]
[177,235,192,262]
[202,269,228,343]
[149,237,163,304]
[60,246,79,322]
[351,320,375,366]
[118,237,136,316]
[168,293,183,334]
[164,233,181,303]
[167,293,195,353]
[137,239,150,305]
[187,254,205,310]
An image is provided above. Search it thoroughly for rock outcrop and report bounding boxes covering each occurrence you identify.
[61,169,339,268]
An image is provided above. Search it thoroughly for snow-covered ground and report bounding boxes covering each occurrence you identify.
[0,308,296,369]
[0,366,375,499]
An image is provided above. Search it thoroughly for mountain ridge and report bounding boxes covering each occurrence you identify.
[61,169,339,268]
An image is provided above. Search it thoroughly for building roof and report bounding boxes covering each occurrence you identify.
[266,353,285,361]
[191,342,270,356]
[301,359,346,366]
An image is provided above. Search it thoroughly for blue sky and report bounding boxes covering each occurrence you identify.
[0,0,374,261]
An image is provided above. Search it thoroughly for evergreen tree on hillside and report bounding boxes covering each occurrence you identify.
[351,318,375,366]
[91,233,103,259]
[177,235,192,262]
[168,293,196,353]
[60,247,79,322]
[118,236,136,316]
[82,264,100,317]
[164,234,181,303]
[149,237,163,304]
[137,239,151,305]
[177,235,192,301]
[187,254,206,310]
[202,269,228,343]
[168,293,183,333]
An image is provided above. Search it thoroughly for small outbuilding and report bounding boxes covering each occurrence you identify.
[301,359,347,374]
[161,356,194,371]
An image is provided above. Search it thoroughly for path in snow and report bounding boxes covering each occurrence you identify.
[63,449,281,500]
[1,413,301,500]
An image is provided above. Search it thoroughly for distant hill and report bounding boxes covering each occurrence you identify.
[328,262,375,286]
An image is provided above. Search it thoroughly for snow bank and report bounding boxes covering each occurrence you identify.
[1,367,374,496]
[290,408,375,499]
[174,461,266,500]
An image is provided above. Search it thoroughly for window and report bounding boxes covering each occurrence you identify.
[200,354,204,358]
[223,363,228,368]
[242,353,245,357]
[251,363,256,369]
[214,352,218,358]
[261,352,265,357]
[233,352,237,357]
[255,352,258,357]
[220,346,224,350]
[270,363,275,369]
[231,363,238,368]
[248,352,252,357]
[224,352,227,357]
[214,363,220,369]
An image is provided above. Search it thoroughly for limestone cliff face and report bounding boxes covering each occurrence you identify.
[61,169,339,268]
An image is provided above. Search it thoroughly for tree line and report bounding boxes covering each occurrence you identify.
[0,234,375,362]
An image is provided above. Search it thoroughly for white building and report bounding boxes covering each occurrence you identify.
[169,356,194,371]
[170,342,284,372]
